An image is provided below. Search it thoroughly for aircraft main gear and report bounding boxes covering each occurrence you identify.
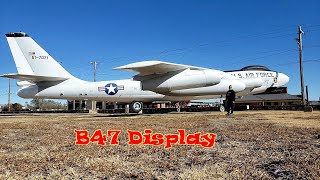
[175,102,181,112]
[131,102,143,113]
[219,105,225,112]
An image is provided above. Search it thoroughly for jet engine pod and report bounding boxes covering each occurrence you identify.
[169,79,246,96]
[250,86,268,94]
[241,78,264,89]
[17,85,38,98]
[141,69,222,93]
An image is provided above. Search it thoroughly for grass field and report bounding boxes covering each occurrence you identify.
[0,111,319,179]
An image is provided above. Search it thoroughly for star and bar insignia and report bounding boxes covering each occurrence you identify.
[98,83,124,95]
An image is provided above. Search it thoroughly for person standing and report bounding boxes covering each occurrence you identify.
[226,85,236,115]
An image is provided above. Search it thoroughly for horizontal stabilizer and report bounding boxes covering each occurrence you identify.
[0,73,69,83]
[5,32,75,79]
[114,60,208,76]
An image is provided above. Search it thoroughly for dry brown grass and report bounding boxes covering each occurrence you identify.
[0,110,319,179]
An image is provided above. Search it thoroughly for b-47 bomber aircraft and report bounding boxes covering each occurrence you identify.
[1,32,289,112]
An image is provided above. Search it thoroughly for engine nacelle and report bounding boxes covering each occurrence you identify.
[241,78,264,89]
[141,69,222,93]
[250,86,268,94]
[169,79,246,96]
[17,85,38,98]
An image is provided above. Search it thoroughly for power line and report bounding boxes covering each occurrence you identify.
[304,28,320,32]
[97,26,298,65]
[270,59,320,68]
[304,59,320,63]
[304,45,320,48]
[303,24,320,28]
[0,92,15,97]
[50,24,318,82]
[214,49,297,69]
[211,26,296,45]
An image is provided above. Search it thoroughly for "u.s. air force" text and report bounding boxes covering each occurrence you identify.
[229,72,275,79]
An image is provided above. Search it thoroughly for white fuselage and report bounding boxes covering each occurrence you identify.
[3,32,290,103]
[17,69,289,103]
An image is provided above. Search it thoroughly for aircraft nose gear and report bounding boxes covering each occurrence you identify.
[131,102,143,113]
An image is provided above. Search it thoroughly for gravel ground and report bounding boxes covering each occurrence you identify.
[0,110,319,179]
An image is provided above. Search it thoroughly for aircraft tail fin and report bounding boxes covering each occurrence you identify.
[5,32,75,81]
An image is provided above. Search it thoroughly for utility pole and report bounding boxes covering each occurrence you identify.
[296,25,306,105]
[8,79,11,112]
[306,85,309,106]
[90,61,97,82]
[90,61,98,111]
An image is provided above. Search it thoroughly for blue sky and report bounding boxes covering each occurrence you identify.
[0,0,319,104]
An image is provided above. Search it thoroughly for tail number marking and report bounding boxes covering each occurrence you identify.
[31,56,49,60]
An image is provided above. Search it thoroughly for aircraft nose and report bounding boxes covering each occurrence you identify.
[277,73,290,86]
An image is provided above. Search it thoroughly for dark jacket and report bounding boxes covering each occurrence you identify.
[226,90,236,102]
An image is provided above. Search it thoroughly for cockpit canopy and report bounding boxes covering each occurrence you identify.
[240,65,271,71]
[224,65,272,72]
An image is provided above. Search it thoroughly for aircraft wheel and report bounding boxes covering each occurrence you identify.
[131,102,143,113]
[175,102,181,112]
[219,105,225,112]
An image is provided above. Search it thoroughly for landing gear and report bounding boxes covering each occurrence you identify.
[175,102,181,112]
[219,95,225,112]
[131,101,143,113]
[219,105,225,112]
